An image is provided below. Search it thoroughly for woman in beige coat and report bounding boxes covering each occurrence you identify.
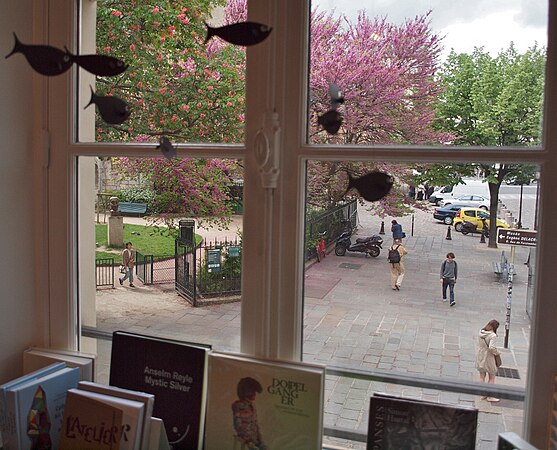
[476,319,501,402]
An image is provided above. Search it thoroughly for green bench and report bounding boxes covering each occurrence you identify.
[118,202,147,216]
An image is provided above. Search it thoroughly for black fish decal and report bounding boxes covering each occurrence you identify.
[204,21,272,46]
[157,136,177,160]
[5,33,72,76]
[329,82,344,110]
[317,110,343,135]
[84,87,131,125]
[345,171,394,202]
[69,51,128,77]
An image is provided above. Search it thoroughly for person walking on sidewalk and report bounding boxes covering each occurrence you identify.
[476,319,502,402]
[391,220,405,241]
[119,241,135,287]
[388,238,407,290]
[440,252,457,306]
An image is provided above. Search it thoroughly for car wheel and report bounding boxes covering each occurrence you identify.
[479,205,488,210]
[335,244,346,256]
[443,216,453,225]
[368,247,380,257]
[454,222,463,232]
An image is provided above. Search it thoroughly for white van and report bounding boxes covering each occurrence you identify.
[428,179,490,205]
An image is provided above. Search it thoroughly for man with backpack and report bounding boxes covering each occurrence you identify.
[388,238,408,290]
[440,252,458,306]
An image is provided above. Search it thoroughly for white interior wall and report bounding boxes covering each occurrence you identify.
[0,0,42,382]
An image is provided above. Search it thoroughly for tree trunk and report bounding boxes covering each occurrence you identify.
[488,181,502,248]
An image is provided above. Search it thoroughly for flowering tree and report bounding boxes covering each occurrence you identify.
[307,10,452,216]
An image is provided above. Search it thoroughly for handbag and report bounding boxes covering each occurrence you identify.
[119,265,127,274]
[495,354,502,367]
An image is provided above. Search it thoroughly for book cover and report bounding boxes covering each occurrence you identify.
[2,365,80,450]
[367,393,478,450]
[204,351,325,450]
[59,389,124,450]
[78,381,155,450]
[109,331,210,450]
[60,388,145,450]
[23,346,97,381]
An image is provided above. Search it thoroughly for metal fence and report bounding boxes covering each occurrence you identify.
[95,258,115,288]
[305,200,358,260]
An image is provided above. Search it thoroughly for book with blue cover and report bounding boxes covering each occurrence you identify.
[109,331,210,450]
[0,364,80,450]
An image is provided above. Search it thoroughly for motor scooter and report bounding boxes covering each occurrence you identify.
[334,231,383,257]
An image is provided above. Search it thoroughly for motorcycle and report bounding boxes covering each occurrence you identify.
[461,219,489,237]
[334,231,383,257]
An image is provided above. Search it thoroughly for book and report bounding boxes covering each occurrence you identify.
[23,346,97,381]
[204,351,325,450]
[367,393,478,450]
[0,364,80,450]
[59,389,124,450]
[78,381,155,450]
[147,417,171,450]
[60,388,145,450]
[497,432,539,450]
[109,331,211,450]
[0,363,67,449]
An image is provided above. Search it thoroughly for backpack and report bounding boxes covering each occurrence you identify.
[388,245,401,264]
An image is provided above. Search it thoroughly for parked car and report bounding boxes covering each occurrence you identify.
[439,195,489,210]
[428,179,490,205]
[453,208,509,232]
[433,203,469,225]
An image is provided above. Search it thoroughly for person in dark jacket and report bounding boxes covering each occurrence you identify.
[391,220,404,240]
[440,252,458,306]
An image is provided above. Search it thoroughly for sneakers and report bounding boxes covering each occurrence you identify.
[395,285,400,290]
[442,298,447,302]
[450,301,456,307]
[486,397,500,402]
[118,278,123,286]
[130,283,135,287]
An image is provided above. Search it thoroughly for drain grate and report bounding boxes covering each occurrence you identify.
[497,367,520,379]
[338,263,363,270]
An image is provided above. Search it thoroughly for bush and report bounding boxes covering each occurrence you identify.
[116,187,156,209]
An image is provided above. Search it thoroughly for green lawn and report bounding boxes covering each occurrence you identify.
[95,223,201,261]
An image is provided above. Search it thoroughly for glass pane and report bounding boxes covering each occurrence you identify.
[78,1,246,144]
[81,156,243,353]
[303,160,539,447]
[309,1,547,147]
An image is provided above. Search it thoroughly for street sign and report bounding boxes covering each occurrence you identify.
[496,228,537,247]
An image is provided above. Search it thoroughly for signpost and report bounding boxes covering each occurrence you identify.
[496,228,538,348]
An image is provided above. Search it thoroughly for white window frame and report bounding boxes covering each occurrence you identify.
[41,0,557,446]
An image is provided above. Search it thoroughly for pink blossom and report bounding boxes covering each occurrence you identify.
[111,10,122,17]
[151,7,159,13]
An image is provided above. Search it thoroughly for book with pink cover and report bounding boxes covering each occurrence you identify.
[204,351,325,450]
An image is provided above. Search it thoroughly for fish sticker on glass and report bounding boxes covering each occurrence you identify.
[157,136,177,160]
[204,21,272,46]
[84,87,131,125]
[345,171,394,202]
[317,109,343,135]
[69,51,128,77]
[328,82,345,110]
[5,33,72,76]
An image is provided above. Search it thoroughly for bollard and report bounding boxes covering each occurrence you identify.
[379,221,385,235]
[446,225,452,240]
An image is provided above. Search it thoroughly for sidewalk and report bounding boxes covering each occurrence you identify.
[95,206,531,449]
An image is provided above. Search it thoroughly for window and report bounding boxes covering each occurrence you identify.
[44,0,557,447]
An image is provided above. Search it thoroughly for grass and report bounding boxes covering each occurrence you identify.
[95,223,201,261]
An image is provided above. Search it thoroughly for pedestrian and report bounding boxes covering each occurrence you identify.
[476,319,502,402]
[440,252,457,306]
[391,220,405,240]
[388,238,408,290]
[119,241,135,287]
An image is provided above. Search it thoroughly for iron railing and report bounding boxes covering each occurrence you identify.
[95,258,115,288]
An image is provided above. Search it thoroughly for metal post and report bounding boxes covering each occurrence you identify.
[534,178,540,230]
[411,214,415,237]
[504,246,516,349]
[518,184,523,229]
